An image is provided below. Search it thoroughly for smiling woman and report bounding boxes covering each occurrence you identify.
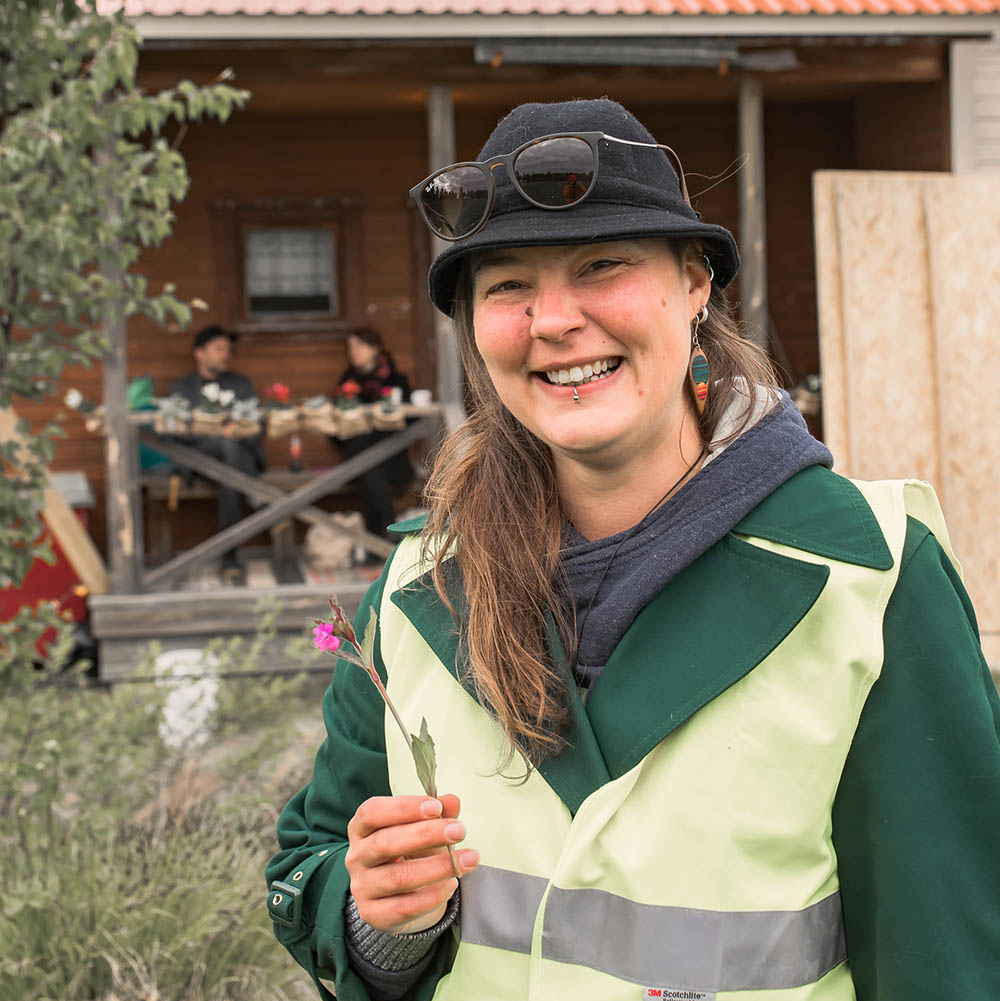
[468,239,711,534]
[268,99,1000,1001]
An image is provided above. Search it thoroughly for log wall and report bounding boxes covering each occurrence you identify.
[13,52,949,561]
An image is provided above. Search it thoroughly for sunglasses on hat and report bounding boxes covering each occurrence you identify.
[409,132,690,243]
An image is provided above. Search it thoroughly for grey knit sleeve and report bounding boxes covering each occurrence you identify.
[344,888,460,1001]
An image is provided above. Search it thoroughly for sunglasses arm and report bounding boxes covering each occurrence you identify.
[602,135,691,207]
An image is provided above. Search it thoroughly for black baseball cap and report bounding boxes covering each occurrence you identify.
[192,325,238,350]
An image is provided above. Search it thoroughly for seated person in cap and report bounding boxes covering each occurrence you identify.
[168,325,266,576]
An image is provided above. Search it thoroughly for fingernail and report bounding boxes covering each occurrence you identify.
[444,821,465,842]
[421,799,442,818]
[458,849,479,869]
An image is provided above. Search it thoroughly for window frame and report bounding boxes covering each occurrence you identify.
[212,199,363,339]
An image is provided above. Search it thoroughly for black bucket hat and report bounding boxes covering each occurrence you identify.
[425,98,740,317]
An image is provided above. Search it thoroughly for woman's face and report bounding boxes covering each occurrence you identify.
[347,335,380,374]
[471,239,710,470]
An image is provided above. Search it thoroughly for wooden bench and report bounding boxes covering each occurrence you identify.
[142,469,321,566]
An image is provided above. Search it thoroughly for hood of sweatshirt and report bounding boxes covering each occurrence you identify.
[561,388,833,686]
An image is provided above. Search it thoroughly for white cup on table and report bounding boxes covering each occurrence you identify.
[410,389,433,407]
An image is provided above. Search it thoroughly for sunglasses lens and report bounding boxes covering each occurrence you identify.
[513,137,596,207]
[418,165,491,239]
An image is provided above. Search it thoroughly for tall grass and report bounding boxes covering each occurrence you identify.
[1,604,326,1001]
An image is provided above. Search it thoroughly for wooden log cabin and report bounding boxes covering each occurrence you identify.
[16,1,1000,656]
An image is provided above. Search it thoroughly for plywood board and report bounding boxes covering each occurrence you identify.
[922,175,1000,647]
[814,170,999,670]
[40,488,109,595]
[831,172,942,486]
[812,172,850,470]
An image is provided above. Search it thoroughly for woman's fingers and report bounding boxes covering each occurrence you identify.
[355,854,457,904]
[346,794,479,934]
[347,795,432,840]
[438,793,460,818]
[348,814,467,870]
[352,848,479,933]
[345,793,478,875]
[348,795,456,841]
[356,847,479,899]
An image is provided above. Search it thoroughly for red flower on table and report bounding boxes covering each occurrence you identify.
[340,379,361,399]
[265,382,290,404]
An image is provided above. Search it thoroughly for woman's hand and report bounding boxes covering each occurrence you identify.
[345,794,479,935]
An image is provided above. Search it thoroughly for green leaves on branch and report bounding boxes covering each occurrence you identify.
[0,0,248,595]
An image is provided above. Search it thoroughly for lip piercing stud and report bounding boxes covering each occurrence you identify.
[572,386,580,404]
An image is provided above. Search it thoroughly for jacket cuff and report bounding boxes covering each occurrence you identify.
[344,887,460,972]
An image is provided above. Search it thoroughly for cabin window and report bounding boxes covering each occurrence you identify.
[212,200,362,336]
[244,227,337,316]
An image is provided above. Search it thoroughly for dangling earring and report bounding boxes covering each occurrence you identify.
[688,305,710,416]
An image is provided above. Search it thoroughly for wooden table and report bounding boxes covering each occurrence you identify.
[132,411,441,591]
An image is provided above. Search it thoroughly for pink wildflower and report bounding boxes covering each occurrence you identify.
[312,622,340,653]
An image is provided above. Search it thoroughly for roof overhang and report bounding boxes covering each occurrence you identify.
[133,12,1000,41]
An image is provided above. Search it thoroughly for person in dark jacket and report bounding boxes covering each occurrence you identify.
[268,100,1000,1001]
[168,325,265,577]
[334,327,413,540]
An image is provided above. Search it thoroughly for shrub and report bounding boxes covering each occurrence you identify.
[1,612,326,1001]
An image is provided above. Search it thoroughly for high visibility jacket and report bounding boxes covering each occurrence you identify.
[267,466,1000,1001]
[373,474,951,1001]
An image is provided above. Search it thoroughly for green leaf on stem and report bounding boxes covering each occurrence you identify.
[410,717,438,798]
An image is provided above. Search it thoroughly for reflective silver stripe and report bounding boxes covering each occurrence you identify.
[459,865,548,954]
[460,867,847,990]
[543,886,847,991]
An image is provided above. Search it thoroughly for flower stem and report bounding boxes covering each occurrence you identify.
[359,651,461,878]
[364,662,412,751]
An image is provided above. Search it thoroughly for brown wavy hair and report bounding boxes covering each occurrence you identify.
[421,239,778,770]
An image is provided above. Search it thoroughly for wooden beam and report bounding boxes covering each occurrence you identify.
[142,415,438,589]
[426,84,466,432]
[738,76,769,350]
[101,329,144,593]
[98,142,144,594]
[138,431,396,557]
[90,581,371,641]
[135,41,947,115]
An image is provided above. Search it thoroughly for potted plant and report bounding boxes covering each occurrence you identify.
[334,379,371,438]
[300,394,339,437]
[372,385,405,432]
[263,382,299,439]
[228,397,263,438]
[191,382,235,436]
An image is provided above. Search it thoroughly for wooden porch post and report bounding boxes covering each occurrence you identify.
[98,146,144,594]
[738,77,769,350]
[426,84,465,431]
[101,310,143,594]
